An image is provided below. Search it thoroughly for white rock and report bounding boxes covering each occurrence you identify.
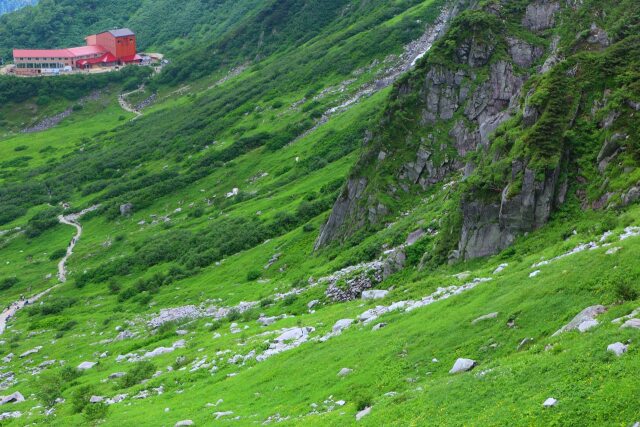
[108,372,126,379]
[214,411,233,420]
[19,346,42,358]
[553,305,607,336]
[338,368,353,377]
[332,319,354,333]
[361,290,389,300]
[0,392,24,405]
[543,398,557,407]
[372,323,387,331]
[493,263,508,274]
[77,361,96,370]
[449,358,476,374]
[0,411,21,420]
[89,396,104,403]
[529,270,541,278]
[577,319,599,332]
[356,406,371,421]
[472,312,499,324]
[174,420,194,426]
[622,318,640,329]
[307,300,319,309]
[607,342,628,356]
[605,247,622,255]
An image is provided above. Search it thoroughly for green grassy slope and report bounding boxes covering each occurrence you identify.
[0,0,638,425]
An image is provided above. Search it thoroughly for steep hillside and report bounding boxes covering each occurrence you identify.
[0,0,638,426]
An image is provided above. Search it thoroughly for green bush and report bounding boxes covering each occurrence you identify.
[246,269,261,281]
[48,248,67,261]
[118,361,156,388]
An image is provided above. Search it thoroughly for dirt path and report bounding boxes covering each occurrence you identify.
[118,87,144,119]
[0,205,99,334]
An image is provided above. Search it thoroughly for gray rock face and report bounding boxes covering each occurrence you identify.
[522,1,560,32]
[507,37,544,68]
[449,358,476,374]
[552,305,607,336]
[458,164,561,260]
[586,23,610,48]
[315,178,367,249]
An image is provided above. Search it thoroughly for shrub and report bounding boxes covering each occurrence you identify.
[71,385,97,413]
[246,269,261,281]
[0,277,19,291]
[118,361,156,388]
[48,248,67,261]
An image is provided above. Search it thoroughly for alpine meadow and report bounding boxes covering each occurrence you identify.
[0,0,639,425]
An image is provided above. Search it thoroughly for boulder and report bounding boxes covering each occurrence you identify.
[449,358,476,374]
[543,397,557,407]
[332,319,354,334]
[552,305,607,336]
[77,361,96,370]
[607,342,628,357]
[119,203,134,216]
[361,290,389,300]
[175,421,195,427]
[108,372,126,380]
[89,396,104,403]
[0,392,24,406]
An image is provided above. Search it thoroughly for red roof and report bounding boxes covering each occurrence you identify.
[67,45,106,56]
[13,48,74,58]
[77,52,118,66]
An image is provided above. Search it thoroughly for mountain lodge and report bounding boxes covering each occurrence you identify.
[12,28,142,76]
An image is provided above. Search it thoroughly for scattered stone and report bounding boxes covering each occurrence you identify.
[77,361,96,370]
[307,300,319,310]
[175,420,194,427]
[449,358,476,374]
[529,270,541,278]
[337,368,353,377]
[552,305,607,336]
[543,397,557,408]
[176,330,189,336]
[356,406,371,421]
[472,312,499,324]
[607,342,628,357]
[2,354,13,363]
[89,396,104,404]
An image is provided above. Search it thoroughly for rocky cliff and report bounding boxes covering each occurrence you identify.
[316,0,640,262]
